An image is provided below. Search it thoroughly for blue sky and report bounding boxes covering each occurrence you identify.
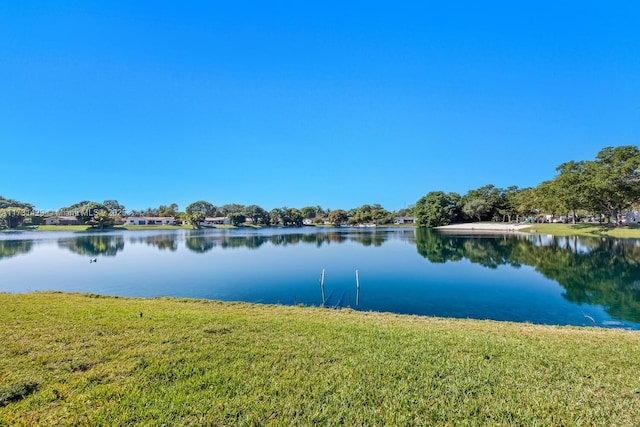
[1,1,638,212]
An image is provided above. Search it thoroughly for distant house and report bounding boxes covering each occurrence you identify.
[123,217,177,226]
[45,216,81,226]
[393,216,416,225]
[625,211,640,224]
[202,217,229,226]
[302,218,314,226]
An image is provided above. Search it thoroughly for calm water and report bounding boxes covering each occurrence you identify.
[1,227,640,330]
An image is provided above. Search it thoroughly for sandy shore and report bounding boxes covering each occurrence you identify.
[436,223,530,232]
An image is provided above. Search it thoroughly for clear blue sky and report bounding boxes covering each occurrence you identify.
[1,1,638,212]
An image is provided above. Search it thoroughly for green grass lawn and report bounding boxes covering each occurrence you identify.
[23,225,92,231]
[24,224,243,232]
[1,292,639,426]
[24,225,195,232]
[116,224,195,230]
[520,222,640,238]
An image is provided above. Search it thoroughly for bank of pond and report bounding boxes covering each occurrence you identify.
[1,292,639,425]
[1,227,640,330]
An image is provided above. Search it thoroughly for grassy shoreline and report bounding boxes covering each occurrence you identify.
[11,224,220,232]
[5,223,639,239]
[519,222,640,238]
[445,222,640,238]
[1,292,639,425]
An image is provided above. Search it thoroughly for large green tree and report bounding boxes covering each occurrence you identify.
[270,207,304,226]
[415,191,461,227]
[327,209,348,226]
[350,204,391,225]
[285,208,304,226]
[88,210,115,229]
[218,204,245,216]
[186,200,216,228]
[588,146,640,224]
[535,180,566,221]
[497,186,521,223]
[300,206,319,220]
[270,208,283,225]
[244,205,269,225]
[462,185,502,222]
[103,200,126,216]
[394,206,415,217]
[512,187,539,222]
[60,201,108,224]
[462,198,489,223]
[0,196,32,210]
[552,161,590,223]
[0,208,25,229]
[0,196,33,229]
[228,212,246,226]
[158,203,179,217]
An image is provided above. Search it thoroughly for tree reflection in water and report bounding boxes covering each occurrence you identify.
[183,230,387,254]
[130,234,178,251]
[58,235,125,257]
[0,240,33,260]
[13,227,637,324]
[415,229,640,323]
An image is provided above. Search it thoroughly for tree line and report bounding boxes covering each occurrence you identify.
[183,202,395,228]
[0,196,33,228]
[414,145,640,227]
[0,196,401,229]
[2,145,638,229]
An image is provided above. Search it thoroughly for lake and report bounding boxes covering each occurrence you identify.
[1,227,639,330]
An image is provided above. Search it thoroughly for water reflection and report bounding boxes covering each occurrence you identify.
[415,229,640,323]
[58,235,125,257]
[345,232,386,247]
[185,234,216,253]
[0,230,390,257]
[3,228,640,328]
[130,234,178,251]
[183,230,388,253]
[0,240,33,260]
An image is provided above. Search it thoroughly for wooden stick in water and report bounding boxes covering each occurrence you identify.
[355,269,360,306]
[320,269,326,307]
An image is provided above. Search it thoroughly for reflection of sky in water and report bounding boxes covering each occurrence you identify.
[0,229,637,330]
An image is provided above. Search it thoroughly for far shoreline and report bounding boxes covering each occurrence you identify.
[4,222,640,239]
[2,223,417,233]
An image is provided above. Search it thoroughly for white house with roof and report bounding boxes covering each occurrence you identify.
[45,216,81,225]
[123,217,177,226]
[625,210,640,224]
[393,216,416,224]
[201,216,229,226]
